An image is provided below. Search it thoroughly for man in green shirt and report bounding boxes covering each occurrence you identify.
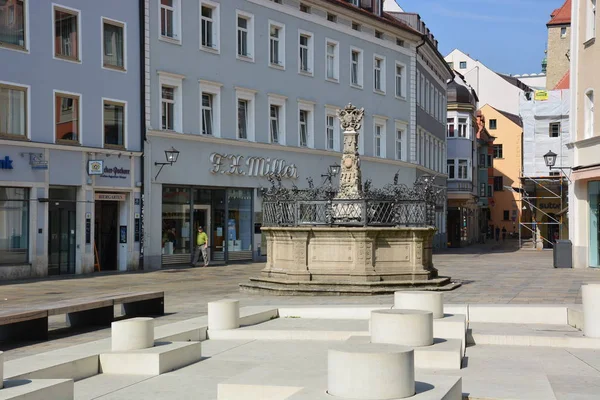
[192,226,209,267]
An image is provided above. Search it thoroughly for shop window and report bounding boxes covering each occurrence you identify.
[227,189,253,256]
[589,181,600,267]
[161,186,191,256]
[0,187,29,265]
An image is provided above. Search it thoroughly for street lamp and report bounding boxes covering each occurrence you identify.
[155,147,180,180]
[543,150,571,181]
[322,163,340,183]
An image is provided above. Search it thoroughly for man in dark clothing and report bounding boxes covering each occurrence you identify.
[495,227,500,241]
[501,227,507,241]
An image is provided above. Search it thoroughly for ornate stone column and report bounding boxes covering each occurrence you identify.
[335,104,364,200]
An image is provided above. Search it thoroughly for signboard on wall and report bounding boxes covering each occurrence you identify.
[88,160,104,175]
[209,152,298,179]
[95,193,127,201]
[534,91,549,101]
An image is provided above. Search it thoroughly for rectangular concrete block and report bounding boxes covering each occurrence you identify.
[0,379,73,400]
[278,306,391,320]
[414,339,463,370]
[218,383,304,400]
[468,305,568,324]
[208,329,366,341]
[155,324,207,342]
[5,355,99,382]
[239,308,279,326]
[99,342,202,376]
[434,314,467,355]
[567,305,584,331]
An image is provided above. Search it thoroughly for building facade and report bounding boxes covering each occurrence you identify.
[475,111,495,241]
[570,0,600,268]
[546,0,572,90]
[0,0,142,279]
[479,104,523,240]
[142,0,453,269]
[445,74,479,247]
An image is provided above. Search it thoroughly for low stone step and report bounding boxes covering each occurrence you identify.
[0,379,73,400]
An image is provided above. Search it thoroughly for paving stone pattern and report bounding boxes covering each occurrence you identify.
[2,240,599,361]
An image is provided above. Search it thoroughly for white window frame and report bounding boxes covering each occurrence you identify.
[200,0,220,53]
[457,116,468,138]
[52,3,82,63]
[585,89,594,139]
[101,17,127,72]
[0,80,30,139]
[447,159,455,179]
[325,38,339,82]
[587,0,597,41]
[158,0,181,43]
[199,79,222,138]
[268,94,287,145]
[457,159,470,180]
[394,120,407,161]
[416,71,421,106]
[325,106,341,151]
[350,47,363,88]
[236,10,254,61]
[560,26,567,38]
[0,0,29,53]
[298,100,314,148]
[420,74,425,107]
[429,84,434,115]
[373,116,387,158]
[268,20,285,69]
[158,71,184,132]
[53,89,82,144]
[235,87,256,141]
[298,29,314,76]
[373,54,386,94]
[102,97,128,149]
[395,61,407,99]
[425,80,430,113]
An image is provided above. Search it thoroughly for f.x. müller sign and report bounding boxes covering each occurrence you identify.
[209,152,298,179]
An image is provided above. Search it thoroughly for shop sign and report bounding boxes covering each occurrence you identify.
[209,153,298,179]
[95,193,127,201]
[88,160,104,175]
[101,166,131,179]
[539,202,561,210]
[534,90,549,101]
[21,153,48,170]
[0,156,14,170]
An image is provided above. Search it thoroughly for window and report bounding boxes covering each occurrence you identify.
[458,159,468,179]
[158,71,183,132]
[374,124,383,157]
[0,0,26,50]
[53,5,80,61]
[480,183,486,197]
[327,13,337,22]
[395,128,403,160]
[102,19,125,70]
[479,153,486,167]
[326,40,339,81]
[489,119,497,130]
[420,74,425,106]
[459,61,467,69]
[503,210,510,221]
[416,72,421,106]
[268,94,286,144]
[299,3,310,13]
[236,12,254,59]
[395,63,406,98]
[374,56,385,93]
[586,90,594,139]
[326,115,335,150]
[425,81,430,111]
[0,187,29,265]
[561,27,567,38]
[487,185,493,197]
[350,0,360,5]
[200,1,219,51]
[236,88,255,141]
[351,48,363,87]
[298,102,314,148]
[549,122,561,137]
[0,83,27,137]
[429,85,434,114]
[493,144,503,159]
[447,118,455,137]
[298,31,313,74]
[160,0,180,40]
[550,171,560,177]
[494,176,504,191]
[103,99,125,148]
[202,93,213,135]
[352,22,361,31]
[587,0,596,41]
[161,86,175,130]
[447,159,455,179]
[396,38,404,47]
[269,21,285,67]
[375,30,383,39]
[54,92,80,142]
[299,110,308,147]
[487,154,493,168]
[458,117,468,138]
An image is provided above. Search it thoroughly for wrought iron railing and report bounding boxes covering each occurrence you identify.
[263,199,436,227]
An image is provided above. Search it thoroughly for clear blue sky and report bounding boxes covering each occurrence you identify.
[392,0,566,75]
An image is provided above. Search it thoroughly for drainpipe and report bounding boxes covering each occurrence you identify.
[138,0,146,270]
[415,38,425,166]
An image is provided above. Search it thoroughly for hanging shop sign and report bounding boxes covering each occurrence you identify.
[101,166,131,179]
[209,153,298,179]
[0,156,14,170]
[88,160,104,175]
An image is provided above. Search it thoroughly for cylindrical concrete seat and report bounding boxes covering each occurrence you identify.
[394,291,444,319]
[583,284,600,338]
[371,309,433,347]
[208,299,240,330]
[111,317,154,352]
[328,343,414,399]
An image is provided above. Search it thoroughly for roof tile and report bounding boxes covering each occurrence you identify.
[547,0,571,26]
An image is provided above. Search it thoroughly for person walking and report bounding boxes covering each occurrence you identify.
[495,227,500,242]
[501,227,507,241]
[192,226,209,267]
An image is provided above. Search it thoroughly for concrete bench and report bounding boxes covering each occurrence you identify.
[0,291,164,342]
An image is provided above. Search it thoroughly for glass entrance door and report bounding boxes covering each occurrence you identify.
[590,181,600,267]
[193,205,210,261]
[48,199,76,275]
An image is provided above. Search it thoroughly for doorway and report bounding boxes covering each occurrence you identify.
[447,208,461,248]
[48,187,77,275]
[193,205,210,261]
[95,201,119,271]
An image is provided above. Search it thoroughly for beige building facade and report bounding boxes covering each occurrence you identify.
[570,0,600,268]
[546,0,572,89]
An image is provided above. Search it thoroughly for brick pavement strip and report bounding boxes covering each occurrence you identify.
[1,242,600,360]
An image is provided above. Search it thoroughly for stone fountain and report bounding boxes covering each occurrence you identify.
[240,104,459,295]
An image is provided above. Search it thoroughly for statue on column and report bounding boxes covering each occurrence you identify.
[336,104,365,200]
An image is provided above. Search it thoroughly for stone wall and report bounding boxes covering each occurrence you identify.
[546,25,571,90]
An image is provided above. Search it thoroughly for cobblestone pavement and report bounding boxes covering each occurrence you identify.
[2,239,599,360]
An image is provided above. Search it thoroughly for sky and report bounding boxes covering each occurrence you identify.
[391,0,567,75]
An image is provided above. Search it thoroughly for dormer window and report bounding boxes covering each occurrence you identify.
[349,0,359,6]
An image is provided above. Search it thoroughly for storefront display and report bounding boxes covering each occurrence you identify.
[590,181,600,268]
[0,187,29,265]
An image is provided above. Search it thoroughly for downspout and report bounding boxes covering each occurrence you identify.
[138,0,146,270]
[415,38,426,166]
